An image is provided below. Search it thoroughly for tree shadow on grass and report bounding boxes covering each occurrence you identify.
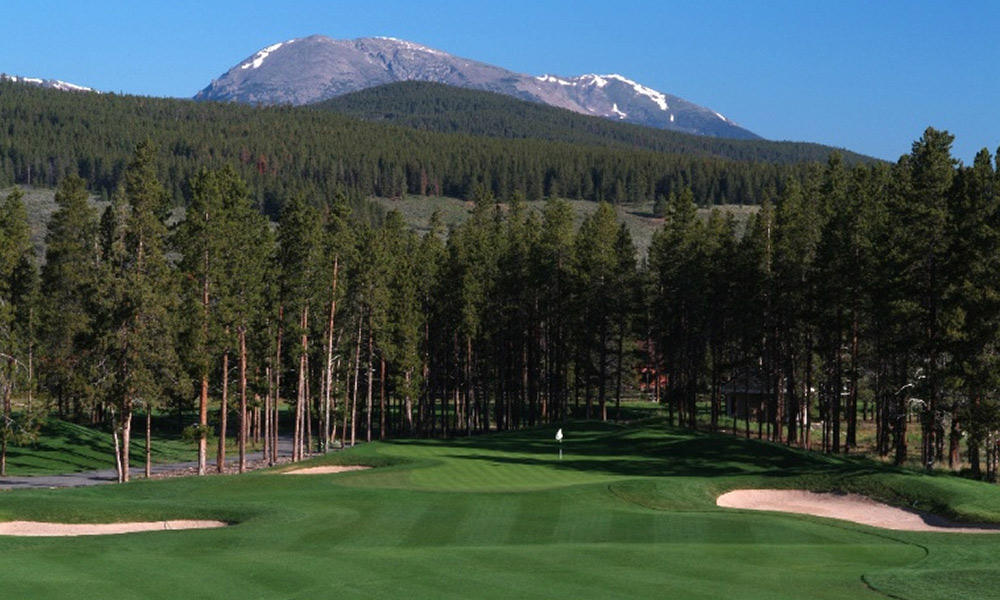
[391,422,896,482]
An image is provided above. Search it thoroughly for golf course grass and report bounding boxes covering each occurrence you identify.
[1,419,998,599]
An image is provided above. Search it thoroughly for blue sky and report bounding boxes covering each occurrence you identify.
[2,0,997,163]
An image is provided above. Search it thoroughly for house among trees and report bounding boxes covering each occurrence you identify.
[720,369,774,420]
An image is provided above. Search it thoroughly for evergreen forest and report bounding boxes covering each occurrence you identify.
[2,81,1000,484]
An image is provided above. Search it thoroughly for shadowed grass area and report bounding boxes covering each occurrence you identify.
[2,419,198,475]
[0,421,999,599]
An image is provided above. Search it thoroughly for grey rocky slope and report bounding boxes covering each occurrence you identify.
[195,35,759,140]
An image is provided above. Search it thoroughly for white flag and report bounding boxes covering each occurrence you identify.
[555,428,563,441]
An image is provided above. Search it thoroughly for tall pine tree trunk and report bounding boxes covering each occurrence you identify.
[272,306,283,465]
[238,327,248,473]
[118,401,133,483]
[1,374,11,477]
[198,375,209,475]
[144,404,152,478]
[294,306,309,462]
[351,315,362,447]
[217,349,229,473]
[379,358,387,441]
[366,313,374,443]
[198,248,210,475]
[324,257,339,451]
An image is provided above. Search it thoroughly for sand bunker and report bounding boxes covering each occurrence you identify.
[717,489,1000,533]
[283,465,370,475]
[0,520,228,537]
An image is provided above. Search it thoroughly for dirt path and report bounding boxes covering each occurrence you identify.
[0,437,296,491]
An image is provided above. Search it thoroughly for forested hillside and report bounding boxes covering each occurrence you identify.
[3,125,1000,484]
[1,80,812,213]
[3,76,1000,485]
[317,81,877,165]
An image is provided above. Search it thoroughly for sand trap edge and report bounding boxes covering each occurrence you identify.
[282,465,371,475]
[717,489,1000,534]
[0,520,229,537]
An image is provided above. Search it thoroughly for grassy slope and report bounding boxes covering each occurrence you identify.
[373,195,758,257]
[3,419,198,475]
[19,185,754,260]
[1,420,998,599]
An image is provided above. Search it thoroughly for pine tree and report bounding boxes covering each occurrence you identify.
[95,140,183,482]
[0,187,39,475]
[890,128,957,470]
[275,195,322,460]
[772,178,821,446]
[176,167,225,475]
[215,166,271,472]
[648,189,703,427]
[39,174,100,422]
[571,203,637,421]
[948,149,1000,474]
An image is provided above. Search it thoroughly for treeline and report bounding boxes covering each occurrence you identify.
[648,128,1000,480]
[3,128,1000,483]
[0,81,813,212]
[317,81,877,166]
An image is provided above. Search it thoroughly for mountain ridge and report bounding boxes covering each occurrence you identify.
[195,35,760,140]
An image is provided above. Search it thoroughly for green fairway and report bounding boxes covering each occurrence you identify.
[1,421,998,599]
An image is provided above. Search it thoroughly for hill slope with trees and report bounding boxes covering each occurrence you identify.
[316,81,877,165]
[1,80,820,213]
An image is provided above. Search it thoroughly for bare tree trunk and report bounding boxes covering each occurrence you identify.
[615,320,625,423]
[264,365,272,465]
[144,404,152,478]
[272,306,283,465]
[198,247,210,475]
[366,312,374,443]
[112,407,123,483]
[305,352,313,455]
[405,370,414,435]
[324,257,339,452]
[238,327,248,473]
[217,349,229,473]
[466,337,474,436]
[117,401,133,483]
[351,315,362,447]
[380,357,387,441]
[294,306,309,462]
[198,375,208,475]
[1,371,11,477]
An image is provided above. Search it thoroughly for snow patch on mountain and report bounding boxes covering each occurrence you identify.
[51,80,93,92]
[2,74,95,93]
[603,74,669,111]
[536,74,574,86]
[611,103,627,119]
[241,39,296,70]
[374,37,445,56]
[580,74,609,88]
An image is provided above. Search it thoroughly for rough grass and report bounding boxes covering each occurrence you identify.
[372,194,758,257]
[2,421,999,598]
[2,418,198,475]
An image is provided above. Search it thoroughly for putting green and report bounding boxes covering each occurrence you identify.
[0,422,997,599]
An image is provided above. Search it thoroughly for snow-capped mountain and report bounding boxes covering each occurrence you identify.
[1,73,96,93]
[195,35,759,140]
